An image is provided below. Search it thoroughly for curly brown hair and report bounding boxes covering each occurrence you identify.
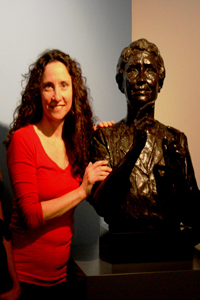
[116,38,166,94]
[4,49,95,178]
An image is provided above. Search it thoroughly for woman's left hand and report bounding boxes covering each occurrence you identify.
[80,160,112,198]
[93,120,114,131]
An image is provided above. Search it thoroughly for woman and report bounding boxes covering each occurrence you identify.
[4,50,112,299]
[0,169,21,300]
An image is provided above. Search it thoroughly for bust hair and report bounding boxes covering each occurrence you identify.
[116,38,166,93]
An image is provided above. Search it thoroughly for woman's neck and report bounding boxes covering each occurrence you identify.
[35,118,64,139]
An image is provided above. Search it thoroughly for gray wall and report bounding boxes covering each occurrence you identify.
[0,1,131,244]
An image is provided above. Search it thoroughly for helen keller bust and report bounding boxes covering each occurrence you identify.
[90,38,200,241]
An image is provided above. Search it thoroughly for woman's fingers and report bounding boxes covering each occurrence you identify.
[86,161,112,179]
[89,160,109,168]
[81,160,112,197]
[95,120,115,129]
[84,160,112,187]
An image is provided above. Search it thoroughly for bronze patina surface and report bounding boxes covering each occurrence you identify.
[90,39,200,244]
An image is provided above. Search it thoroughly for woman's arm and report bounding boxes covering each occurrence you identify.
[7,130,112,228]
[41,160,112,221]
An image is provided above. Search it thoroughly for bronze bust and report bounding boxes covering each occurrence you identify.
[90,39,200,245]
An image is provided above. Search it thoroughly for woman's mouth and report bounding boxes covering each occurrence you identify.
[50,105,64,111]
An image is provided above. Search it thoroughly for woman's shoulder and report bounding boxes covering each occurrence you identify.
[9,125,36,151]
[7,125,38,164]
[13,124,34,138]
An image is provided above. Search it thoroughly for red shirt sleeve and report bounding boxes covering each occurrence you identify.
[7,128,44,229]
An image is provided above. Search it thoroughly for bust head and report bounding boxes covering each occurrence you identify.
[116,39,166,101]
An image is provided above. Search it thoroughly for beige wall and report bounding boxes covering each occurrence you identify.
[132,0,200,185]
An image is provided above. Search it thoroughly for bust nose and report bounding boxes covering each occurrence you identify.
[137,68,146,85]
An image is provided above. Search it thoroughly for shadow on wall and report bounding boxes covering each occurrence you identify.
[0,123,13,222]
[72,199,100,245]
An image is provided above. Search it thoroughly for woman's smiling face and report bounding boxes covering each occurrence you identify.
[40,61,73,124]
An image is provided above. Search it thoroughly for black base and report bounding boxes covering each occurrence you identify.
[99,228,194,264]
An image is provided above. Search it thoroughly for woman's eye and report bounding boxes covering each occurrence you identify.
[62,82,68,88]
[44,84,52,90]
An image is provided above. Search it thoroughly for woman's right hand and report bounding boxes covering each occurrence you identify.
[0,285,21,300]
[93,121,114,131]
[80,160,112,198]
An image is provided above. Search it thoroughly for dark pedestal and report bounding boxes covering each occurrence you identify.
[99,228,194,264]
[71,243,200,300]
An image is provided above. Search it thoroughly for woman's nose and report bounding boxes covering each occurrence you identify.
[53,87,62,101]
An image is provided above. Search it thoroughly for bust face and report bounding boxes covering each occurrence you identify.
[123,49,160,109]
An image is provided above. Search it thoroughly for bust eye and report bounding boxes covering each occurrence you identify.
[146,64,157,74]
[145,68,157,79]
[146,68,155,73]
[127,67,139,76]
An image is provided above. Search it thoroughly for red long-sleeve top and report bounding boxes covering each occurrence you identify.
[7,125,80,286]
